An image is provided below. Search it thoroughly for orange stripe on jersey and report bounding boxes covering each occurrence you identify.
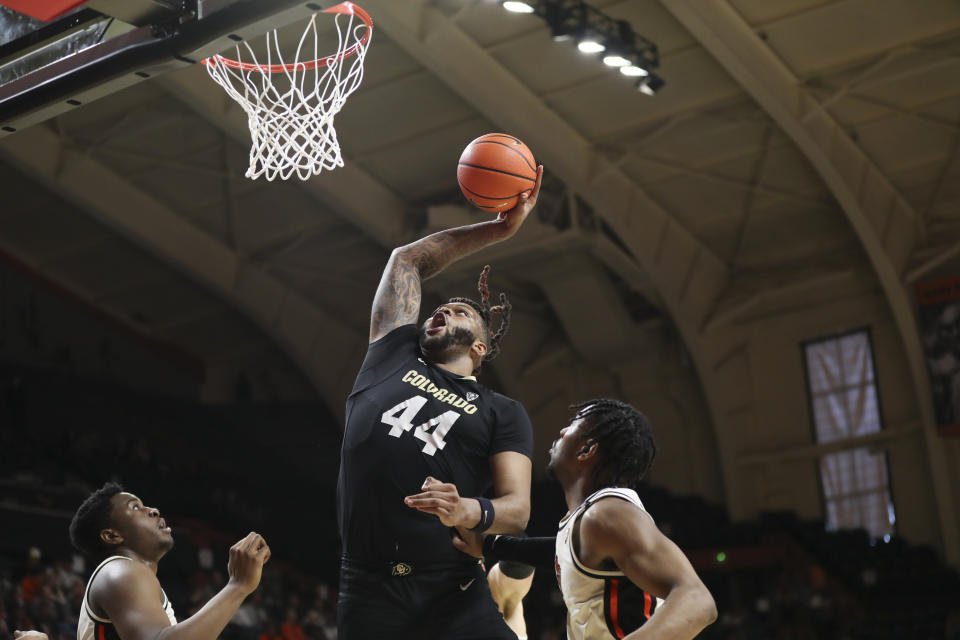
[98,624,105,640]
[644,591,652,619]
[610,579,626,639]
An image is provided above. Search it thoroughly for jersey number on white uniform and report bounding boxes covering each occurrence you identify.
[381,395,460,455]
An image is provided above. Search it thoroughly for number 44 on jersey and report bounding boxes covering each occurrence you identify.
[381,395,460,455]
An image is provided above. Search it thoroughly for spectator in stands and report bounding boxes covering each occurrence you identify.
[279,608,304,640]
[256,621,282,640]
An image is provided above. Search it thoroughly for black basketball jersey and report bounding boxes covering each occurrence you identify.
[337,324,533,567]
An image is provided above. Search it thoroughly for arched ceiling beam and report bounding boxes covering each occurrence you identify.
[0,124,364,418]
[362,0,750,513]
[661,0,959,563]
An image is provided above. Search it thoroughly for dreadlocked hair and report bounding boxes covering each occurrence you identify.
[448,264,512,362]
[573,399,657,491]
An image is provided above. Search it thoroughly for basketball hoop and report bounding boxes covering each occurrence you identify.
[201,2,372,181]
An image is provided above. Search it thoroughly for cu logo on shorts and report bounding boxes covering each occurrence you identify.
[391,562,412,577]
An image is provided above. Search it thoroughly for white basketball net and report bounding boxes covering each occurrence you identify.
[203,3,371,181]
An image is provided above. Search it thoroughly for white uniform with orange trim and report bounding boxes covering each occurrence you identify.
[555,487,664,640]
[78,556,177,640]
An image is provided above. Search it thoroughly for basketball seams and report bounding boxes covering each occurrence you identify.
[480,134,531,160]
[468,140,537,173]
[458,181,532,202]
[458,162,538,183]
[483,133,522,144]
[457,132,536,213]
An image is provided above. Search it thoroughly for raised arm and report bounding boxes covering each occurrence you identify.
[369,166,543,343]
[95,533,270,640]
[579,500,717,640]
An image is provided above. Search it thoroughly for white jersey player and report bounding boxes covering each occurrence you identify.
[456,399,717,640]
[78,556,177,640]
[68,483,270,640]
[555,487,664,639]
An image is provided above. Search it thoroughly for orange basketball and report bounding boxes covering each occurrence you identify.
[457,133,537,212]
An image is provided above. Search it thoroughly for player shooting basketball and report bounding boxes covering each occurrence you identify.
[336,166,544,639]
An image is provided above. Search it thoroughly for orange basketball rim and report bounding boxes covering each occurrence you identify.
[201,2,373,74]
[200,1,374,181]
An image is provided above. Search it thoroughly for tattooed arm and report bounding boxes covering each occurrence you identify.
[369,166,543,343]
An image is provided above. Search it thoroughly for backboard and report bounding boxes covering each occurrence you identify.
[0,0,334,137]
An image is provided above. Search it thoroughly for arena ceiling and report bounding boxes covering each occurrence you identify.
[0,0,959,421]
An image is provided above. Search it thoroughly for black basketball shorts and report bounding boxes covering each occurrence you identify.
[337,558,516,640]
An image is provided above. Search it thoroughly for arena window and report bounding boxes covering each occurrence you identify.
[802,329,896,540]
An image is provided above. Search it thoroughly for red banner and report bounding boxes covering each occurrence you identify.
[0,0,88,22]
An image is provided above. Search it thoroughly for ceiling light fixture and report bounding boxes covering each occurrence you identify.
[602,55,631,66]
[576,38,605,53]
[501,1,536,13]
[637,73,665,95]
[619,64,648,77]
[604,22,635,67]
[543,0,583,41]
[509,1,665,95]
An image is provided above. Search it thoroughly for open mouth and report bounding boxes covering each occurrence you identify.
[158,519,171,533]
[426,313,446,335]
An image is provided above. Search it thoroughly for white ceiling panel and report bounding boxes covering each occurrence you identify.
[728,0,837,26]
[545,47,742,138]
[336,72,478,155]
[855,112,956,175]
[356,115,494,200]
[761,0,960,77]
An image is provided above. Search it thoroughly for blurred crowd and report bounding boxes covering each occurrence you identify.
[0,552,83,640]
[0,543,340,640]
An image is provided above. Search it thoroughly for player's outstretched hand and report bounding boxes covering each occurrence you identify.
[14,631,48,640]
[496,165,543,239]
[452,527,484,559]
[227,532,271,595]
[404,476,473,528]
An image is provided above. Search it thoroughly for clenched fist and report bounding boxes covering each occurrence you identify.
[227,532,271,595]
